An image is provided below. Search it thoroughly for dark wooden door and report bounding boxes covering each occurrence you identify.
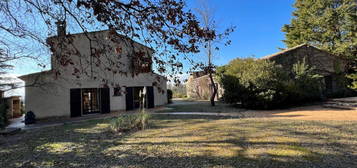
[70,89,82,117]
[324,76,333,93]
[146,86,155,108]
[126,87,134,110]
[100,88,110,113]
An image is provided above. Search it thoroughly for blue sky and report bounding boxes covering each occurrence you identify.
[190,0,295,66]
[8,0,296,76]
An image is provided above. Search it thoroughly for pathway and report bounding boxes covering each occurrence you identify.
[156,112,241,117]
[5,107,166,131]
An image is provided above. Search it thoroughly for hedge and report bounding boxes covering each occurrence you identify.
[217,58,323,109]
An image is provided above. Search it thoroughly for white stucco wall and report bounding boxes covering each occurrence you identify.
[22,72,167,119]
[23,72,70,118]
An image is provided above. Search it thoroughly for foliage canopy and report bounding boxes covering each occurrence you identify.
[217,58,323,109]
[282,0,356,61]
[0,0,233,85]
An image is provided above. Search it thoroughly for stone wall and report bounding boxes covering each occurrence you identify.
[186,74,223,100]
[263,44,348,95]
[264,45,346,76]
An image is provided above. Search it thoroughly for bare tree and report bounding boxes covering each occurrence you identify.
[196,0,234,106]
[0,40,39,90]
[0,0,229,89]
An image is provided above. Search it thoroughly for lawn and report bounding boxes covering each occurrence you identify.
[1,114,356,168]
[160,100,357,121]
[160,100,245,113]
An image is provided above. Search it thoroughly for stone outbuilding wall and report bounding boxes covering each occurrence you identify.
[186,44,350,100]
[186,72,223,100]
[262,44,348,95]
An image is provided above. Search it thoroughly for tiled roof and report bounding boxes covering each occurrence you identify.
[261,43,310,60]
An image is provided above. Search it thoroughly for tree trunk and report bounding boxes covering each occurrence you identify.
[209,70,217,106]
[207,39,217,106]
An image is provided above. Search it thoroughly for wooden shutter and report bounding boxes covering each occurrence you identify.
[146,86,155,108]
[100,88,110,113]
[125,87,134,110]
[70,89,82,117]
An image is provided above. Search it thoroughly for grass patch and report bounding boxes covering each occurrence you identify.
[110,113,150,132]
[159,101,244,113]
[1,114,356,167]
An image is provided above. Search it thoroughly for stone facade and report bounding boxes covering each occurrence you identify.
[186,44,349,100]
[261,44,348,95]
[186,71,223,100]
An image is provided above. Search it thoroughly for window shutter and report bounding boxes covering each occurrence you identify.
[70,89,82,117]
[146,86,155,108]
[126,87,134,110]
[100,88,110,113]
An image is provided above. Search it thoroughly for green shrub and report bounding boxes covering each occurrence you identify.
[167,89,173,103]
[218,58,286,109]
[346,72,357,90]
[171,84,187,98]
[217,58,323,109]
[283,59,323,103]
[110,112,150,132]
[218,74,243,104]
[21,102,25,115]
[0,103,8,129]
[173,92,187,98]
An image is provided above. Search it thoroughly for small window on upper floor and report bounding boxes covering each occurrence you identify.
[139,57,152,73]
[133,52,152,73]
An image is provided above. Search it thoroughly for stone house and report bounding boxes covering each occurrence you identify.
[186,44,348,100]
[19,25,167,119]
[261,44,348,95]
[186,71,223,100]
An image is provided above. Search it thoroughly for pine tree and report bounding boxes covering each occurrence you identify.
[282,0,356,60]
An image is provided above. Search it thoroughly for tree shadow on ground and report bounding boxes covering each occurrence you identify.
[161,100,357,121]
[0,115,356,168]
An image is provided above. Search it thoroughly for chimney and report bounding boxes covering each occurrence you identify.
[56,20,66,37]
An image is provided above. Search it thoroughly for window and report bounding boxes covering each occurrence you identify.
[114,87,122,96]
[135,57,152,73]
[82,88,100,114]
[132,52,152,73]
[140,58,152,73]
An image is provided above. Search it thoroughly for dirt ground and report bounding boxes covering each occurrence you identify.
[242,105,357,121]
[167,98,357,121]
